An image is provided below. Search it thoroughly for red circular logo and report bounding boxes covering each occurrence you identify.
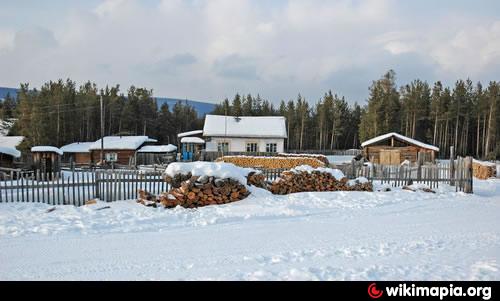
[368,283,383,299]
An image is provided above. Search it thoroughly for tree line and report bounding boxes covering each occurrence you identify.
[6,79,202,152]
[212,70,500,159]
[2,71,500,159]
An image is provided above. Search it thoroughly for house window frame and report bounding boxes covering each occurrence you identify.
[105,152,118,162]
[266,143,277,153]
[217,141,230,153]
[246,142,258,152]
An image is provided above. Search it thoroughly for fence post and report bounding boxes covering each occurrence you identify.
[95,171,100,199]
[449,146,455,186]
[464,156,473,193]
[417,152,423,181]
[351,159,356,179]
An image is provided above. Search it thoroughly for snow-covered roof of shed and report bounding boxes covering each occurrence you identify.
[0,146,21,158]
[138,144,177,153]
[361,132,439,152]
[177,130,203,138]
[0,136,24,148]
[203,115,287,138]
[31,146,63,155]
[88,136,157,150]
[181,137,205,144]
[60,142,93,153]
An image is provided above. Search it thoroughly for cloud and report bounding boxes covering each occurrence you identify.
[0,0,499,104]
[213,54,259,80]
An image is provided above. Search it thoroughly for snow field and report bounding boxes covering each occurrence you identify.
[0,179,499,280]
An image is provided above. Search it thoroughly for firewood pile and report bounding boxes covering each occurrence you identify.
[246,171,267,189]
[277,153,330,165]
[269,170,372,194]
[138,175,251,208]
[472,160,497,179]
[216,155,325,169]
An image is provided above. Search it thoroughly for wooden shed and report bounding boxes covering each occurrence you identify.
[0,146,21,168]
[136,144,177,165]
[31,146,63,178]
[361,133,439,165]
[60,142,93,165]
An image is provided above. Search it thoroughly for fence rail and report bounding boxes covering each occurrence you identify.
[0,156,474,206]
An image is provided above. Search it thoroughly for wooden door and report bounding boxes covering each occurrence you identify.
[380,150,391,165]
[390,150,401,165]
[380,149,401,165]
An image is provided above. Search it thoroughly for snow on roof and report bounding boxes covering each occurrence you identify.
[89,136,158,150]
[138,144,177,153]
[165,162,256,184]
[203,115,287,138]
[31,146,63,155]
[0,136,24,148]
[60,142,93,153]
[473,159,496,167]
[181,137,205,144]
[177,130,203,138]
[361,132,439,152]
[0,146,20,158]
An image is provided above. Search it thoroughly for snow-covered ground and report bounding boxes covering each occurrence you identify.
[0,179,499,280]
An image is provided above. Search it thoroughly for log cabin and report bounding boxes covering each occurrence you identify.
[88,136,158,165]
[60,142,93,164]
[361,132,439,165]
[0,136,24,168]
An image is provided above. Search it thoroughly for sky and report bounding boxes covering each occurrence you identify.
[0,0,499,105]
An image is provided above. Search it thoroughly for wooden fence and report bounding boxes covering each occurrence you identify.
[256,153,474,193]
[0,169,170,206]
[0,156,474,206]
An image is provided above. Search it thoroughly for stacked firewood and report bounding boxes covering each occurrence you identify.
[269,170,372,194]
[216,156,325,169]
[138,175,250,209]
[246,171,267,189]
[472,160,496,179]
[277,153,330,165]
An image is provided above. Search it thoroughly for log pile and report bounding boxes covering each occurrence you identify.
[138,175,251,209]
[246,171,267,189]
[216,155,325,169]
[472,160,496,179]
[269,170,372,194]
[277,153,330,165]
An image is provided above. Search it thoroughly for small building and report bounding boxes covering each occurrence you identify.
[180,137,205,161]
[0,136,24,168]
[178,130,205,161]
[136,144,177,165]
[88,136,157,165]
[31,146,63,177]
[60,142,93,165]
[203,115,287,153]
[361,132,439,165]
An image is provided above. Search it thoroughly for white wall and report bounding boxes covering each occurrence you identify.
[205,137,284,153]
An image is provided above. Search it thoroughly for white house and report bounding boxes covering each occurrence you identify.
[203,115,287,153]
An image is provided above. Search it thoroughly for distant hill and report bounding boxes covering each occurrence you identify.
[0,86,215,116]
[0,87,18,100]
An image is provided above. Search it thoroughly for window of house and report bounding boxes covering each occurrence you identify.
[246,143,258,152]
[266,143,277,153]
[217,142,229,153]
[105,152,118,162]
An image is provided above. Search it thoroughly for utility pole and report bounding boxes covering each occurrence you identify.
[100,94,104,163]
[224,105,227,157]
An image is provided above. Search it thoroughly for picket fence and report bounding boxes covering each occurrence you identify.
[0,157,474,206]
[0,170,168,206]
